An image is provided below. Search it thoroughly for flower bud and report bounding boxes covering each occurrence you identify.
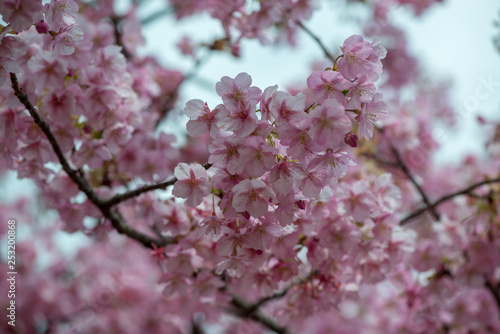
[36,20,50,34]
[344,132,358,147]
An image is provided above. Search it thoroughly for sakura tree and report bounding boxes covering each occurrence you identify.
[0,0,499,333]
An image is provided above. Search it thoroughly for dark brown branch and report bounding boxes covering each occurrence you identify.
[111,16,132,60]
[296,21,336,64]
[230,295,291,334]
[10,73,165,249]
[103,163,211,207]
[373,126,440,221]
[400,177,500,225]
[248,270,317,312]
[388,146,440,221]
[104,178,177,207]
[485,280,500,318]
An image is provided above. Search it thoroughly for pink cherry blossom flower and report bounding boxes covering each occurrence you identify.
[232,179,276,217]
[215,255,248,278]
[172,163,211,207]
[0,0,44,32]
[198,215,228,241]
[274,193,302,226]
[216,102,258,137]
[307,150,356,188]
[157,203,191,237]
[211,167,245,192]
[208,136,245,175]
[269,159,307,195]
[337,180,376,222]
[298,169,324,198]
[345,81,377,110]
[220,191,238,219]
[94,45,127,83]
[279,123,317,163]
[215,72,262,112]
[259,84,278,121]
[102,122,133,154]
[338,35,386,82]
[268,91,307,129]
[27,51,68,93]
[307,70,353,103]
[307,98,352,149]
[72,140,112,169]
[164,246,203,276]
[0,29,28,85]
[41,89,75,126]
[358,93,389,139]
[53,24,84,56]
[120,12,145,56]
[44,0,79,31]
[239,136,278,178]
[184,99,220,138]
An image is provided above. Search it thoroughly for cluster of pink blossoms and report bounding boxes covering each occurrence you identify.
[176,34,388,222]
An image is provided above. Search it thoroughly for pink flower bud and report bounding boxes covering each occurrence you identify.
[296,200,306,210]
[344,132,358,147]
[36,20,50,34]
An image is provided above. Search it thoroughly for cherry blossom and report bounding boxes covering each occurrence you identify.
[232,179,276,217]
[0,0,44,32]
[172,163,211,207]
[307,98,352,149]
[338,34,386,82]
[44,0,79,31]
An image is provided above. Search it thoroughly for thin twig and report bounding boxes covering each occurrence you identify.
[10,73,165,249]
[248,270,317,312]
[104,178,177,207]
[389,146,440,221]
[103,163,211,207]
[141,7,174,26]
[373,126,440,221]
[230,295,290,334]
[296,21,336,63]
[400,177,500,225]
[111,16,132,60]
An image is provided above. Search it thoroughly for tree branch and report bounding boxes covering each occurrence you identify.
[296,21,336,64]
[103,163,211,208]
[485,279,500,318]
[230,295,291,334]
[365,126,440,221]
[388,146,440,221]
[400,176,500,225]
[10,73,165,249]
[110,16,132,60]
